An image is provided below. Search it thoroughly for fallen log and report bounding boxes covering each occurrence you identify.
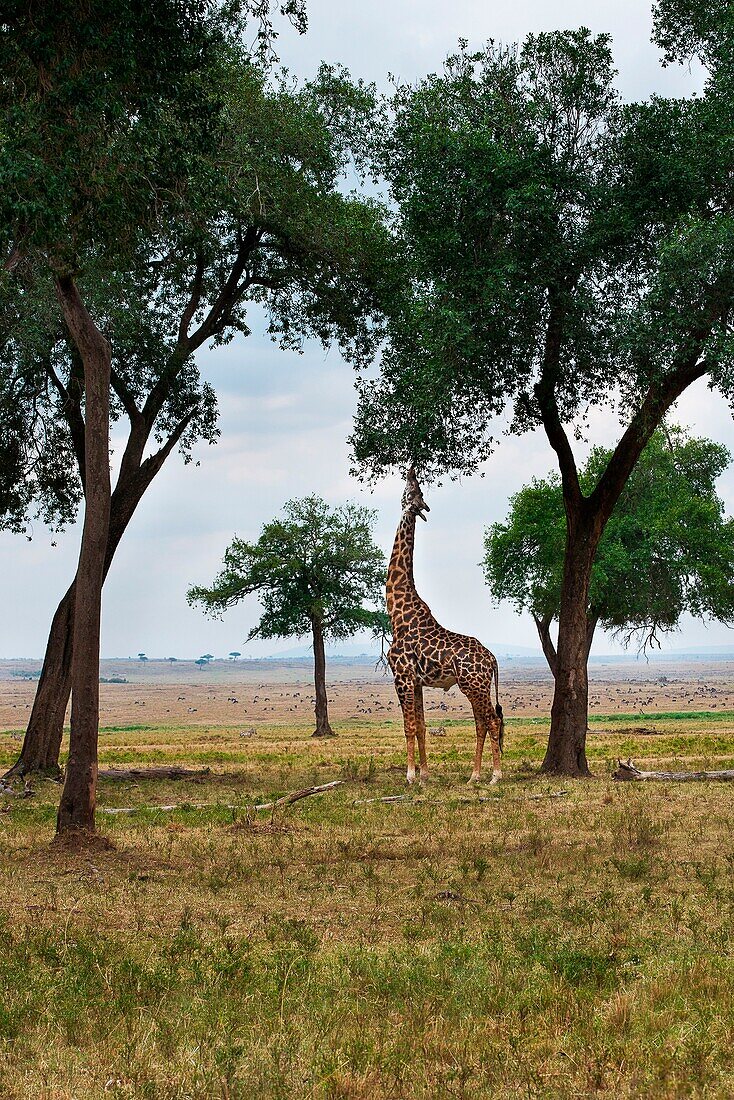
[99,804,199,815]
[353,790,569,806]
[98,780,347,816]
[353,795,414,805]
[254,780,345,811]
[613,759,734,782]
[0,780,34,799]
[98,766,211,782]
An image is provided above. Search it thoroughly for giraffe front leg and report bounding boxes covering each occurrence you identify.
[414,685,428,783]
[394,676,418,784]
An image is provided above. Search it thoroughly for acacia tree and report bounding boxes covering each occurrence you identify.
[484,429,734,692]
[352,18,734,776]
[188,496,386,737]
[2,2,388,831]
[2,0,245,831]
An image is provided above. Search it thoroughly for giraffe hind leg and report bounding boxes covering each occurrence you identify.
[487,712,503,783]
[467,700,487,784]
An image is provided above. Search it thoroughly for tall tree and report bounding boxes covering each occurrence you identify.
[188,496,387,737]
[352,25,734,776]
[2,2,387,832]
[2,0,238,832]
[3,59,387,802]
[484,428,734,691]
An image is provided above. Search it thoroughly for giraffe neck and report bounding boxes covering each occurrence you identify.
[387,512,421,621]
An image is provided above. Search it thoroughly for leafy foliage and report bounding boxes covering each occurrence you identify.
[0,34,390,535]
[484,428,734,650]
[351,28,734,481]
[0,0,311,267]
[188,496,387,643]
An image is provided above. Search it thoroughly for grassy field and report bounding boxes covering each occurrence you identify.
[2,713,734,1099]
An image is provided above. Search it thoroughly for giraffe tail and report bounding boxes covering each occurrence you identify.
[493,656,504,753]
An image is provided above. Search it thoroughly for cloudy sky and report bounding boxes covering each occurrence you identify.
[1,0,731,661]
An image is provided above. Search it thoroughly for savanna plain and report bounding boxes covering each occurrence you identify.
[2,659,734,1099]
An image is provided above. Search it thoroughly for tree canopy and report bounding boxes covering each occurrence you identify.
[483,428,734,664]
[351,26,734,479]
[0,50,389,536]
[188,496,387,643]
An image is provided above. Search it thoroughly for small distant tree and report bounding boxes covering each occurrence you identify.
[188,496,387,736]
[483,429,734,712]
[167,657,177,664]
[195,658,207,671]
[229,651,241,661]
[137,652,148,663]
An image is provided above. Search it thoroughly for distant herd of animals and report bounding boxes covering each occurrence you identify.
[387,468,504,785]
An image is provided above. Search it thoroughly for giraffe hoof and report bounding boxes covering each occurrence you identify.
[406,774,417,786]
[467,775,480,786]
[490,772,502,785]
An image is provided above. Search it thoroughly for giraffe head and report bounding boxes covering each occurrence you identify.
[402,466,430,522]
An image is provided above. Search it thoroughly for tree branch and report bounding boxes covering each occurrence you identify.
[534,297,581,508]
[44,350,86,488]
[110,366,144,428]
[532,612,558,677]
[141,228,261,429]
[177,252,206,346]
[588,354,711,525]
[185,227,261,351]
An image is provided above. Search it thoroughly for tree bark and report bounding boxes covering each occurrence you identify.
[541,513,599,777]
[4,582,75,778]
[311,615,335,737]
[54,278,111,836]
[4,411,195,782]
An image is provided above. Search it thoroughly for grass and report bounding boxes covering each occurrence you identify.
[2,712,734,1098]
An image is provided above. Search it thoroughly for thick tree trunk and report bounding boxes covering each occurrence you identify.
[8,496,138,781]
[541,517,598,778]
[311,616,335,737]
[55,279,111,836]
[4,582,75,778]
[4,420,190,781]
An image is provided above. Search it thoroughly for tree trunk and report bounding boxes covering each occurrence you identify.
[7,495,135,781]
[310,616,335,737]
[541,515,598,778]
[55,279,111,836]
[4,582,75,779]
[4,419,192,782]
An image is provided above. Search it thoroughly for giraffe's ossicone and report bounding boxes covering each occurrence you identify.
[387,467,505,784]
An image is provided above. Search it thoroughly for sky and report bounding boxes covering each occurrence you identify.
[0,0,732,662]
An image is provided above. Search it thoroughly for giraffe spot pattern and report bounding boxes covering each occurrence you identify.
[386,470,505,783]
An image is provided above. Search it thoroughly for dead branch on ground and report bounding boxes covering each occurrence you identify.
[613,759,734,782]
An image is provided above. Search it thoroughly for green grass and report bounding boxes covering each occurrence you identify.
[2,714,734,1098]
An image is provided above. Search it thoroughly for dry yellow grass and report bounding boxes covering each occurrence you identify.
[2,711,734,1098]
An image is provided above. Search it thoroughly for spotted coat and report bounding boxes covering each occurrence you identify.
[387,468,505,784]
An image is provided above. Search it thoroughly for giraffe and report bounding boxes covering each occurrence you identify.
[387,467,505,785]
